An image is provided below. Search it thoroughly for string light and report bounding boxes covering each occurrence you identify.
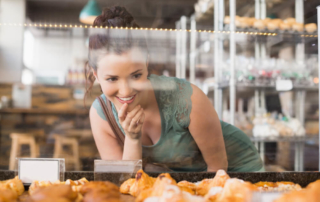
[0,22,316,37]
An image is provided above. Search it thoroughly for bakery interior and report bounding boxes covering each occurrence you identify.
[1,0,320,201]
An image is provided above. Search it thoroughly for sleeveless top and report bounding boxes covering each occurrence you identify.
[92,74,263,172]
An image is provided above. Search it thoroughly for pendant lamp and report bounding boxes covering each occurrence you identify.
[79,0,102,25]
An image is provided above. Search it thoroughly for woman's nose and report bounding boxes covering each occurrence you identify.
[118,80,133,96]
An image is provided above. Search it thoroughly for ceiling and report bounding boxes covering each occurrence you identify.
[26,0,319,30]
[26,0,197,28]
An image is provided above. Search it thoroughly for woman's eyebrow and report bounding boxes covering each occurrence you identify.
[130,69,143,75]
[104,74,118,77]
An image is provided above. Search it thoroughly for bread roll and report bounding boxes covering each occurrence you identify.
[284,17,296,26]
[279,22,291,30]
[253,19,266,30]
[305,23,317,33]
[224,16,230,24]
[292,23,304,32]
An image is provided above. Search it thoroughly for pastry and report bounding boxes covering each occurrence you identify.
[119,178,135,194]
[136,172,193,202]
[0,176,24,196]
[177,181,197,194]
[30,184,78,201]
[254,181,301,191]
[205,178,257,202]
[82,189,121,202]
[305,23,317,33]
[284,18,296,26]
[292,23,304,32]
[279,22,291,30]
[196,169,230,196]
[274,180,320,202]
[0,188,18,202]
[80,181,119,196]
[120,169,156,197]
[143,185,205,202]
[253,20,266,30]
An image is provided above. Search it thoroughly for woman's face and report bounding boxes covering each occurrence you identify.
[94,48,149,112]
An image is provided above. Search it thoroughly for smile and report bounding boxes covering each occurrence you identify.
[116,95,136,104]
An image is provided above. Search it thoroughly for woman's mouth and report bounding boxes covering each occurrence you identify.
[116,95,136,104]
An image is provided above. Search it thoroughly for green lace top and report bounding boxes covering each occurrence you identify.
[92,74,263,172]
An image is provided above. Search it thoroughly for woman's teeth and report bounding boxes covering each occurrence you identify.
[119,96,134,101]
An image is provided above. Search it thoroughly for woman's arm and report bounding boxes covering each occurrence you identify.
[90,105,123,160]
[90,103,144,161]
[188,84,228,171]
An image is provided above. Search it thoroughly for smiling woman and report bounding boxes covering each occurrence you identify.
[85,6,263,172]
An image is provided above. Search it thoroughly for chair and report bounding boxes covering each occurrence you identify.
[9,133,40,170]
[53,134,80,170]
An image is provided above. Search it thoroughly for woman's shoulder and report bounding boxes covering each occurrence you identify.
[91,94,108,122]
[149,74,192,93]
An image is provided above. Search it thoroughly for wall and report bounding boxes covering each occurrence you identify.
[0,0,26,83]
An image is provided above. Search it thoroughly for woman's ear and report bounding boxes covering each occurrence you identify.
[92,68,100,83]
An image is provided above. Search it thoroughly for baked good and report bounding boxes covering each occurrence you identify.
[254,181,301,191]
[279,22,291,30]
[177,181,197,194]
[292,23,304,32]
[305,23,317,33]
[196,169,230,196]
[274,180,320,202]
[253,20,266,30]
[120,169,156,197]
[29,178,89,195]
[205,178,257,202]
[80,181,119,196]
[30,184,78,201]
[0,176,24,196]
[0,188,18,202]
[144,185,205,202]
[82,189,121,202]
[136,172,193,202]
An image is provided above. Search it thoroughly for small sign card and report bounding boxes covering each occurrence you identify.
[94,160,142,185]
[18,158,65,185]
[94,160,142,173]
[276,79,293,91]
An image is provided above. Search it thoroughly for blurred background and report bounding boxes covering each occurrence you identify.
[0,0,319,172]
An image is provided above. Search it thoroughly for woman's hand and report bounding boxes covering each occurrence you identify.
[118,103,145,140]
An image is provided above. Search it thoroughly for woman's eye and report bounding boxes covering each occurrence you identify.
[133,74,142,79]
[107,78,117,82]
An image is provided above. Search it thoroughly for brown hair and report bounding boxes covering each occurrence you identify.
[84,6,148,104]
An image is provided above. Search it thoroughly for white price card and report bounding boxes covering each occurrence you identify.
[18,158,65,184]
[276,80,293,91]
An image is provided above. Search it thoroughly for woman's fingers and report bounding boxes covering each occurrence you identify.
[118,103,128,122]
[134,113,145,133]
[128,108,144,131]
[121,105,141,130]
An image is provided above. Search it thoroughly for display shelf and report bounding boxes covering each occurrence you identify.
[250,136,307,143]
[217,81,318,91]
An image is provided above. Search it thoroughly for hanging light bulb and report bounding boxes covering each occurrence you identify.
[79,0,102,25]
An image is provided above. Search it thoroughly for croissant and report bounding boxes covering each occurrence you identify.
[0,176,24,196]
[0,188,18,202]
[274,180,320,202]
[143,185,206,202]
[120,169,156,197]
[80,181,119,196]
[177,181,197,193]
[205,179,257,202]
[196,170,230,196]
[30,184,78,201]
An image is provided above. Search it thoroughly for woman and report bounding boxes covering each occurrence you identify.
[86,6,263,172]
